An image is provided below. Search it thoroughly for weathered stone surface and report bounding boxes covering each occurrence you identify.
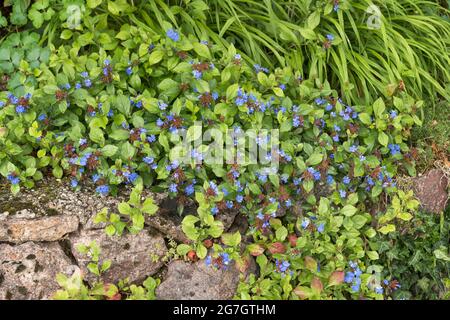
[412,169,448,213]
[0,216,79,243]
[145,197,194,243]
[0,242,74,300]
[156,257,254,300]
[70,229,167,285]
[0,179,129,226]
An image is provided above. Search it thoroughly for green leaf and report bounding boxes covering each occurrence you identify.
[148,50,164,65]
[306,152,322,166]
[196,243,207,259]
[142,198,158,215]
[378,224,396,234]
[221,231,241,247]
[341,205,357,217]
[378,131,389,147]
[118,202,132,215]
[101,145,118,157]
[52,166,63,179]
[193,42,211,59]
[87,0,103,8]
[367,251,379,260]
[373,98,385,118]
[359,113,372,125]
[275,226,288,241]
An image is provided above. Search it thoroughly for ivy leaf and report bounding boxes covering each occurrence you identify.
[378,224,396,234]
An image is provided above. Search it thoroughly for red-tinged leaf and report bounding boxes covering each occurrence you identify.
[267,242,286,254]
[311,277,323,293]
[187,250,198,262]
[247,243,265,256]
[236,254,253,273]
[328,271,345,286]
[304,256,317,272]
[293,286,312,299]
[288,234,298,247]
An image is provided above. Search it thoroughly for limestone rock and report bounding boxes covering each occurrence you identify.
[0,242,74,300]
[70,229,167,285]
[0,216,79,243]
[412,169,448,213]
[156,257,254,300]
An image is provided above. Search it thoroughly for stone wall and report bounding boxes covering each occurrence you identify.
[0,179,249,300]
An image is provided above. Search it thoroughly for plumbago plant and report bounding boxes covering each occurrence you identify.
[0,18,424,299]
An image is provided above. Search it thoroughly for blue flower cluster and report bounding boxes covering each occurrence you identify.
[344,261,362,292]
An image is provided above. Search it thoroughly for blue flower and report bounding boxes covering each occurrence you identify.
[390,110,397,119]
[147,135,156,143]
[211,206,219,215]
[349,145,358,153]
[38,113,47,121]
[344,271,355,283]
[326,34,335,41]
[16,105,26,113]
[332,134,339,142]
[166,29,180,42]
[219,252,231,266]
[293,117,301,127]
[92,174,100,183]
[301,218,310,229]
[96,185,109,196]
[351,283,360,292]
[236,194,244,203]
[205,255,212,266]
[7,174,20,185]
[317,223,325,233]
[276,260,290,273]
[315,98,326,105]
[79,138,87,146]
[327,175,334,185]
[75,82,82,89]
[169,183,177,193]
[234,54,241,60]
[143,156,154,165]
[388,144,401,155]
[0,101,4,108]
[192,70,202,79]
[156,118,164,127]
[343,176,351,184]
[81,71,89,78]
[126,66,132,75]
[339,189,347,198]
[375,287,383,294]
[158,101,168,111]
[84,79,92,88]
[185,184,195,196]
[226,201,234,209]
[71,179,78,188]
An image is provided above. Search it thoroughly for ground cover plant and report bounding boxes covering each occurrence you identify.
[0,0,448,300]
